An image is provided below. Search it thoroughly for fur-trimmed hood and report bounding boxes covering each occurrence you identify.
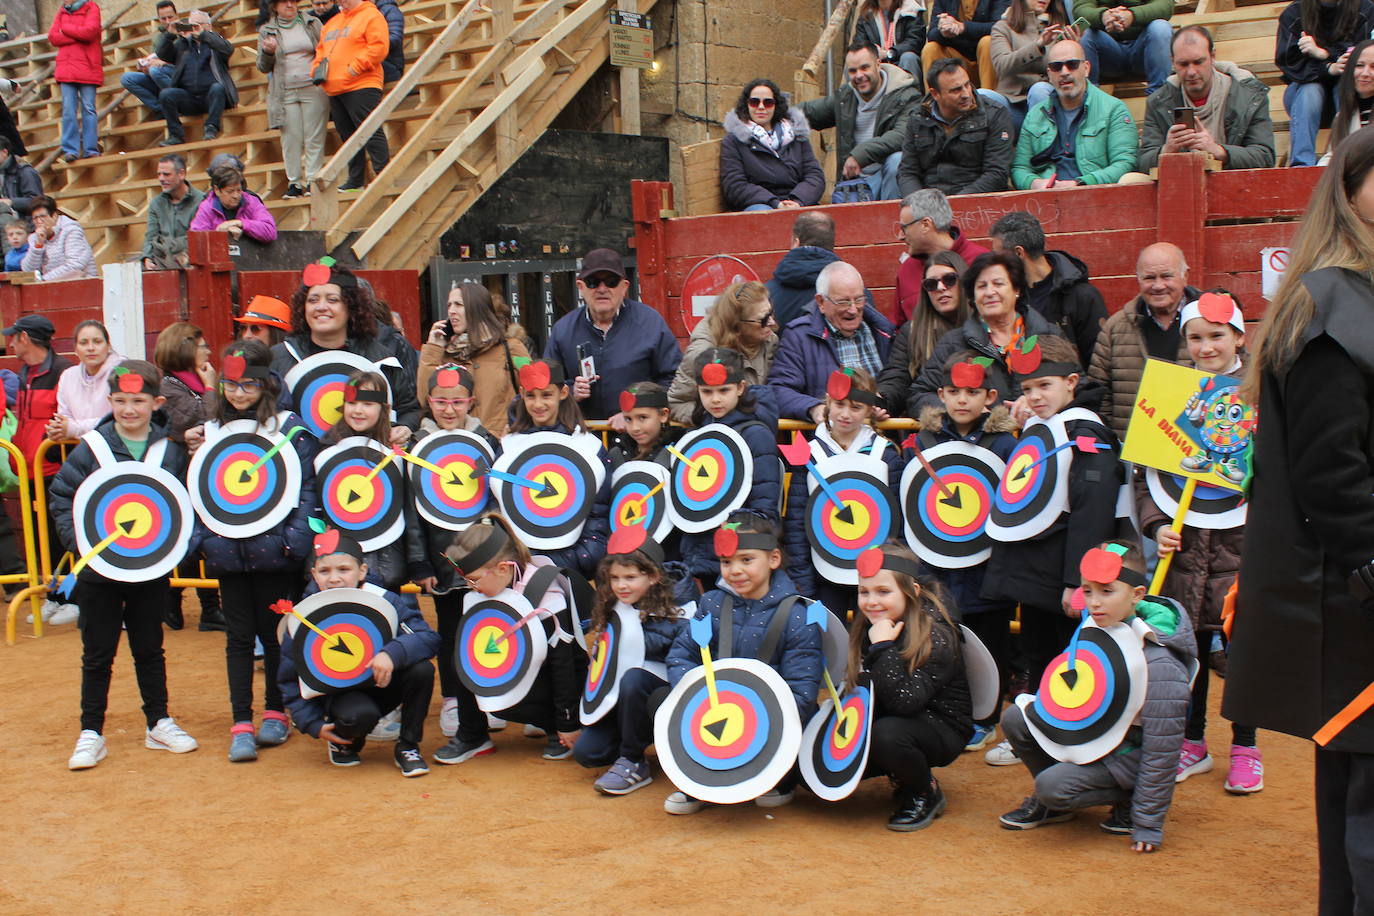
[919,403,1017,437]
[723,106,813,146]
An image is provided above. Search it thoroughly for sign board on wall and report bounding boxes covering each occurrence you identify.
[1261,247,1288,300]
[609,10,653,69]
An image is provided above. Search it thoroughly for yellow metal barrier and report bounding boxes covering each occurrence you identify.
[1,439,49,645]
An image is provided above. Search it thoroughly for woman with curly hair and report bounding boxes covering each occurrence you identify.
[719,78,825,211]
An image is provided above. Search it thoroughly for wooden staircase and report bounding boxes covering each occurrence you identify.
[0,0,654,270]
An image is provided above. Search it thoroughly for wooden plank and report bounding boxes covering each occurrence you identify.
[1207,166,1322,221]
[495,0,520,171]
[616,0,641,136]
[679,138,723,216]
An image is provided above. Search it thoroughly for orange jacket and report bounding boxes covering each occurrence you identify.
[312,0,388,95]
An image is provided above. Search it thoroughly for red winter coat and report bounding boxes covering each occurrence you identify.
[49,1,104,86]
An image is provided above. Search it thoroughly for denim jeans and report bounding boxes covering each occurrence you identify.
[862,149,904,200]
[59,82,98,157]
[159,83,228,141]
[1284,81,1336,167]
[1082,18,1173,93]
[120,64,173,116]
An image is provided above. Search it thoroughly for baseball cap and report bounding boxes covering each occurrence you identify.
[2,314,54,343]
[577,248,626,281]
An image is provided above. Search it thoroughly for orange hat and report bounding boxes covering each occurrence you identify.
[234,295,291,331]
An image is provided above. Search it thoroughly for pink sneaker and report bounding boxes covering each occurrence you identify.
[1224,745,1264,794]
[1175,740,1213,783]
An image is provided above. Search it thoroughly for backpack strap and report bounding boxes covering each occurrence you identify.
[283,339,303,363]
[756,595,802,665]
[80,429,116,468]
[520,562,595,647]
[718,594,734,658]
[144,437,170,468]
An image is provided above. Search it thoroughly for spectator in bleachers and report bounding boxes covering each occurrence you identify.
[989,0,1075,129]
[877,249,970,412]
[898,58,1014,197]
[766,212,843,329]
[314,0,391,192]
[120,1,180,120]
[855,0,926,83]
[20,196,97,281]
[1088,241,1199,437]
[5,219,27,271]
[49,0,104,163]
[0,137,42,222]
[720,79,825,211]
[1077,0,1175,94]
[311,0,338,23]
[800,41,919,202]
[893,188,988,323]
[667,280,779,425]
[375,0,405,83]
[767,261,895,423]
[0,78,26,157]
[922,0,1009,90]
[419,280,529,437]
[1012,39,1144,188]
[1323,38,1374,162]
[989,210,1107,365]
[158,9,240,146]
[1138,26,1276,171]
[258,0,327,198]
[143,153,206,270]
[1277,0,1374,167]
[190,165,279,243]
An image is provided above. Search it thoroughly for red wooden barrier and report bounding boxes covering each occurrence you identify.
[632,154,1323,340]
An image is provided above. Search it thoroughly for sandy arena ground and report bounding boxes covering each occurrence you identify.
[0,596,1317,915]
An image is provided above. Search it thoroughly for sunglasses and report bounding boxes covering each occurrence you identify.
[1047,58,1085,73]
[923,272,959,292]
[747,96,776,108]
[741,310,775,326]
[583,275,622,289]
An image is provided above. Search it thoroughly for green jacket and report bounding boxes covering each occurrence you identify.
[141,184,206,259]
[800,63,920,180]
[1073,0,1173,41]
[1137,62,1276,171]
[1012,83,1139,188]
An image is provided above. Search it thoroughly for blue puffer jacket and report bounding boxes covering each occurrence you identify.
[679,385,783,580]
[413,417,501,595]
[508,422,611,578]
[783,423,902,597]
[190,411,320,575]
[667,569,822,722]
[912,405,1018,616]
[643,612,690,663]
[766,305,896,420]
[278,581,439,738]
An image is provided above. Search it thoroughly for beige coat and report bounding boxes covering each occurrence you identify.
[418,331,529,438]
[1087,296,1192,439]
[257,14,324,130]
[988,16,1049,104]
[667,319,778,425]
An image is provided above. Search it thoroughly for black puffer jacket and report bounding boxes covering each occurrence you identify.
[864,607,973,743]
[719,108,826,211]
[898,94,1014,198]
[1027,250,1108,367]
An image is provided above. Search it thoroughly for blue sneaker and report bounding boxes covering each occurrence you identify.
[965,723,996,752]
[258,715,290,747]
[228,726,257,763]
[594,757,654,795]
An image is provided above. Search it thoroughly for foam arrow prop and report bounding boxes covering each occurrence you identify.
[1060,606,1091,690]
[689,613,719,708]
[805,598,828,630]
[344,448,399,507]
[282,606,353,655]
[622,479,666,523]
[487,607,554,651]
[53,523,132,598]
[1014,436,1109,481]
[901,433,956,501]
[665,444,711,478]
[476,461,558,497]
[777,432,853,523]
[821,668,846,723]
[241,425,306,481]
[398,448,469,487]
[1149,476,1197,594]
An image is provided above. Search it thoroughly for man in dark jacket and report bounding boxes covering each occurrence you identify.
[767,261,895,422]
[800,41,920,201]
[374,0,404,83]
[767,212,841,330]
[158,9,239,145]
[1137,26,1274,172]
[989,210,1107,365]
[119,0,179,118]
[543,248,683,422]
[898,58,1014,198]
[0,137,41,221]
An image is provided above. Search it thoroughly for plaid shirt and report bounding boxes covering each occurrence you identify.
[824,317,883,378]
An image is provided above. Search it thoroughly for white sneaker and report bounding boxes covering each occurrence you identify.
[985,739,1021,766]
[486,713,507,732]
[368,707,402,741]
[523,723,547,738]
[146,717,199,753]
[439,697,459,738]
[49,604,80,626]
[755,787,795,808]
[68,730,107,770]
[664,791,707,815]
[27,599,59,624]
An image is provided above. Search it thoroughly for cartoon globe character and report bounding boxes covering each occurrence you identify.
[1180,382,1256,484]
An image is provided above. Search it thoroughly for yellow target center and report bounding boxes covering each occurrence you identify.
[589,637,608,682]
[475,625,509,668]
[439,465,478,503]
[114,501,153,540]
[1005,454,1035,495]
[936,483,979,528]
[224,459,259,496]
[685,456,721,494]
[833,706,860,749]
[1048,661,1096,708]
[319,389,345,426]
[699,701,744,747]
[530,472,562,508]
[321,631,365,672]
[829,500,870,540]
[341,472,375,512]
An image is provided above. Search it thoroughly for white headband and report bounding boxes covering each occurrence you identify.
[1180,294,1245,333]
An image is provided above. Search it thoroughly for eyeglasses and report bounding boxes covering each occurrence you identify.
[741,310,775,326]
[456,561,507,588]
[825,295,865,310]
[1047,58,1085,73]
[922,272,959,292]
[582,275,622,290]
[428,397,474,409]
[747,96,776,108]
[893,217,923,238]
[220,378,264,393]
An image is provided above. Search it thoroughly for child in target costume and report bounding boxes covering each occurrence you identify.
[50,360,198,770]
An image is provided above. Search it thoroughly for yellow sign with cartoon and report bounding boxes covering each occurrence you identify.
[1120,358,1256,494]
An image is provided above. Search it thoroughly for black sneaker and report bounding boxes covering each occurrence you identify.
[283,184,307,199]
[203,125,219,141]
[542,736,571,760]
[159,136,183,147]
[1100,802,1133,835]
[394,744,429,777]
[999,796,1075,830]
[432,735,495,765]
[887,779,948,832]
[328,739,362,767]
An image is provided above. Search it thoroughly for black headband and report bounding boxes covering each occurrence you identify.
[714,526,778,556]
[856,547,923,581]
[1012,361,1079,381]
[447,522,510,576]
[345,387,388,405]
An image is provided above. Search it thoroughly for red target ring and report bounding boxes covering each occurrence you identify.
[307,621,372,681]
[100,494,160,552]
[921,470,990,537]
[687,688,761,761]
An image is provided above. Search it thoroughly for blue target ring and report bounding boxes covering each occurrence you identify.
[93,483,172,559]
[1026,632,1127,742]
[205,445,280,515]
[508,453,585,528]
[916,463,986,543]
[806,474,893,561]
[678,678,770,772]
[299,610,389,691]
[458,609,531,689]
[820,685,871,772]
[611,481,659,531]
[995,439,1049,515]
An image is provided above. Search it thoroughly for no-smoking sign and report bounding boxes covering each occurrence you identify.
[1261,247,1289,300]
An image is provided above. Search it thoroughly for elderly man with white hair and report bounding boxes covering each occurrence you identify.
[765,260,897,423]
